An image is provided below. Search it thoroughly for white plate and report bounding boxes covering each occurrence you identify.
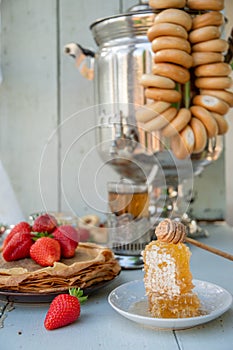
[108,279,232,330]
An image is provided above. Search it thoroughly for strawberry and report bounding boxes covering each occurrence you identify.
[30,237,61,266]
[77,227,90,242]
[53,225,79,258]
[2,231,33,262]
[32,214,57,233]
[44,288,87,330]
[2,221,31,250]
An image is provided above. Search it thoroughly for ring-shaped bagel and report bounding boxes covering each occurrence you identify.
[192,11,224,29]
[192,39,229,53]
[136,102,171,123]
[79,215,100,227]
[211,113,229,134]
[187,0,224,11]
[148,22,188,42]
[171,125,195,159]
[190,117,208,154]
[143,107,178,132]
[154,9,192,31]
[193,95,230,115]
[149,0,186,9]
[145,87,182,103]
[192,52,223,66]
[189,26,221,44]
[200,89,233,107]
[194,62,232,77]
[195,77,232,90]
[140,74,176,89]
[152,36,191,53]
[152,63,190,84]
[154,49,193,69]
[190,105,218,138]
[161,108,191,137]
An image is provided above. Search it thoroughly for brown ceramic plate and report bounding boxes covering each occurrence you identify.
[0,273,120,303]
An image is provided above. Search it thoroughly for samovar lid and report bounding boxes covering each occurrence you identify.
[90,2,158,46]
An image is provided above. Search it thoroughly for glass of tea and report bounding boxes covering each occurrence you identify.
[107,179,152,268]
[108,181,149,219]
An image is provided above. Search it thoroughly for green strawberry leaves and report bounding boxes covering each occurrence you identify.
[32,232,54,241]
[69,288,88,304]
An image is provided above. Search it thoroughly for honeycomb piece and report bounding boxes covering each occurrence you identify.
[142,240,200,318]
[148,292,200,318]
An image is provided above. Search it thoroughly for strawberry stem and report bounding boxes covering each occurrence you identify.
[32,232,54,241]
[69,288,88,304]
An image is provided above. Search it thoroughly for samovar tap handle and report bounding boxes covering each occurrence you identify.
[64,42,95,80]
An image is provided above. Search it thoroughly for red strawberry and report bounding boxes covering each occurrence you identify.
[32,214,57,233]
[2,221,31,250]
[77,227,90,242]
[44,288,87,330]
[3,231,33,262]
[30,237,61,266]
[53,225,79,258]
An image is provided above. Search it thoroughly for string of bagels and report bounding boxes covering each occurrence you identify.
[136,0,233,159]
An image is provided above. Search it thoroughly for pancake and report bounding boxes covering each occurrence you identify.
[0,242,121,293]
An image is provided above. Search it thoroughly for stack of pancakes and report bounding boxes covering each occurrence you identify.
[0,243,121,293]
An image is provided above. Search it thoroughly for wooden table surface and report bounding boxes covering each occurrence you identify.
[1,222,233,350]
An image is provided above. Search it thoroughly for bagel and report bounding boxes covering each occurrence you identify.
[161,108,191,137]
[187,0,224,11]
[143,107,178,132]
[192,95,230,115]
[79,214,100,227]
[154,9,192,31]
[194,62,232,77]
[190,105,218,137]
[140,74,175,89]
[149,0,186,9]
[152,63,190,84]
[192,39,229,53]
[171,125,195,159]
[211,112,229,134]
[195,77,233,90]
[189,26,221,44]
[190,117,208,154]
[192,52,224,67]
[136,101,171,123]
[200,89,233,107]
[152,36,191,53]
[145,87,182,103]
[192,11,224,30]
[147,23,188,42]
[154,49,193,69]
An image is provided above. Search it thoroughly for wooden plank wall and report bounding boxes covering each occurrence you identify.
[0,0,59,220]
[0,0,232,224]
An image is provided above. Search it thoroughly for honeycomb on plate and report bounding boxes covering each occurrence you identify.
[142,240,200,318]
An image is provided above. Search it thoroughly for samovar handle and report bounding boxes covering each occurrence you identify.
[64,43,95,80]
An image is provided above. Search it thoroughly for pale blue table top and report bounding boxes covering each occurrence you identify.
[1,222,233,350]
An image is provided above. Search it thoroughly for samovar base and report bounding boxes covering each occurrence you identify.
[114,254,144,269]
